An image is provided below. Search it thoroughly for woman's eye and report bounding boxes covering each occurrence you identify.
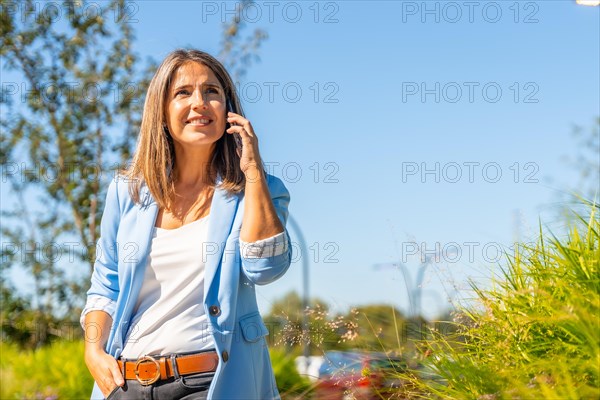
[175,89,190,96]
[206,87,219,94]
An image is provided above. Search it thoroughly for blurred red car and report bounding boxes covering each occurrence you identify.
[314,351,406,400]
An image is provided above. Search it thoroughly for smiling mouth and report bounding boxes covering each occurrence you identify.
[187,118,212,125]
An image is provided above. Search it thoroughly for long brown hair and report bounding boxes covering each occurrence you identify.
[124,49,245,208]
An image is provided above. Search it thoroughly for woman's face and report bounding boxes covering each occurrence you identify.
[165,61,227,152]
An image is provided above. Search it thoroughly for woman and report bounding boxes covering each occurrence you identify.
[81,49,292,400]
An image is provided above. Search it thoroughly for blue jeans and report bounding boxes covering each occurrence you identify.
[105,372,214,400]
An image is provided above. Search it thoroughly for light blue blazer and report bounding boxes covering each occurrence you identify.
[86,173,292,399]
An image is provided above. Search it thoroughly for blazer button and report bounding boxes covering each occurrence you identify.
[222,351,229,362]
[209,305,220,316]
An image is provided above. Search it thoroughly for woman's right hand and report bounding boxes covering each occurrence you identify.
[85,347,124,397]
[83,310,124,397]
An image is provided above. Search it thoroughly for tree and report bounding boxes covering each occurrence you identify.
[1,0,147,347]
[263,291,356,354]
[566,117,600,201]
[0,0,267,347]
[218,0,268,82]
[350,304,410,352]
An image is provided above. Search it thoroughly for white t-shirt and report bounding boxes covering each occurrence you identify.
[121,215,214,358]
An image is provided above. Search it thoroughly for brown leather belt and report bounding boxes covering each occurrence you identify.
[117,351,219,386]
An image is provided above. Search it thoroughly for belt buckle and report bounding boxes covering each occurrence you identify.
[134,355,161,386]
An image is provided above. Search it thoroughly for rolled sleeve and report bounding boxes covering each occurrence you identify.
[239,231,288,259]
[240,175,292,285]
[79,295,117,329]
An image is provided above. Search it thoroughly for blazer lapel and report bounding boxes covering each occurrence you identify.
[131,186,159,282]
[204,181,239,294]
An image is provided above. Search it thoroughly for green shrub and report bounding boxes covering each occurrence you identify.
[400,204,600,399]
[270,348,314,399]
[0,340,94,399]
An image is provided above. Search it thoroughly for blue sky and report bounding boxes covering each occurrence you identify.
[133,1,600,318]
[4,1,599,319]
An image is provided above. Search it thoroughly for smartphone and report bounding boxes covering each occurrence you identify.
[227,99,243,153]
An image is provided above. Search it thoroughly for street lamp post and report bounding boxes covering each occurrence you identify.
[374,251,447,318]
[287,215,311,362]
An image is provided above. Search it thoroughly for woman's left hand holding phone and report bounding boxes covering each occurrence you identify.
[226,112,263,178]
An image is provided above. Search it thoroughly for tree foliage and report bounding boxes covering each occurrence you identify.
[567,117,600,201]
[0,0,267,348]
[1,0,149,347]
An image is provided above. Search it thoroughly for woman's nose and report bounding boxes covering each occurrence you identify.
[191,89,207,109]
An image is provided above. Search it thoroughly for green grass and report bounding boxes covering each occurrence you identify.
[0,340,94,399]
[0,341,312,399]
[398,204,600,399]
